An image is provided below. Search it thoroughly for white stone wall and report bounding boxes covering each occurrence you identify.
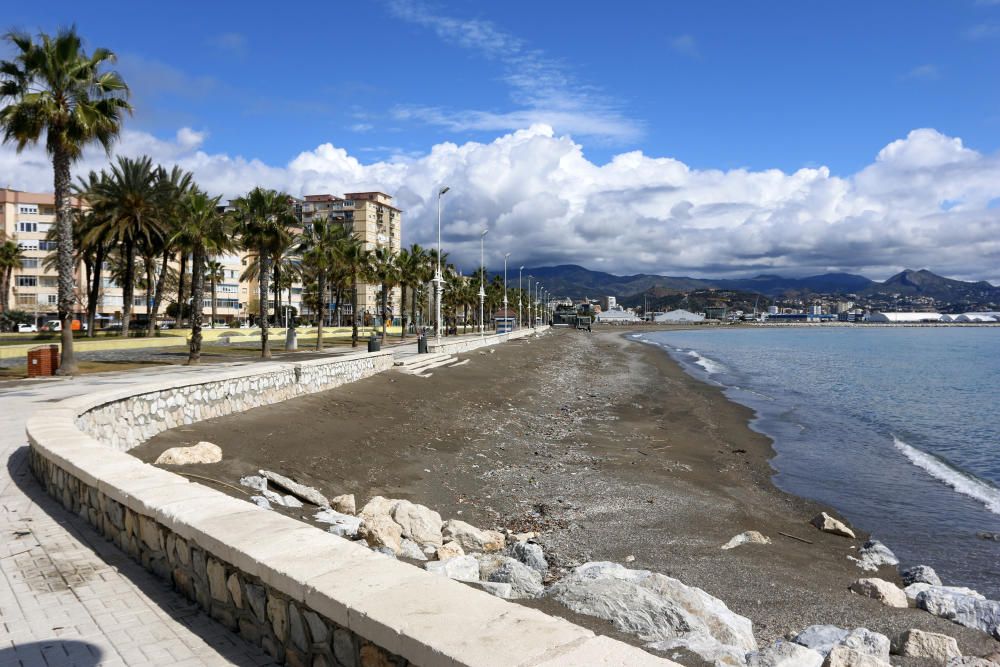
[426,325,549,355]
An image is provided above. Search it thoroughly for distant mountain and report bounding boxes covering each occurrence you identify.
[517,264,999,304]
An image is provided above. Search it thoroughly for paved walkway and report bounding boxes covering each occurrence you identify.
[0,363,281,667]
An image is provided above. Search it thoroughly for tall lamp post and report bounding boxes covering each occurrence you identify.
[518,266,524,329]
[535,284,541,328]
[503,253,510,327]
[479,229,488,338]
[435,186,450,342]
[527,275,532,329]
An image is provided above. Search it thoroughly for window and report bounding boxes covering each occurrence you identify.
[20,258,39,269]
[39,241,58,251]
[45,294,57,305]
[101,278,119,288]
[101,295,123,307]
[17,240,39,251]
[133,296,145,306]
[16,294,35,306]
[17,222,37,232]
[40,206,55,216]
[218,283,239,294]
[39,276,58,288]
[18,204,38,215]
[37,223,52,234]
[16,276,37,287]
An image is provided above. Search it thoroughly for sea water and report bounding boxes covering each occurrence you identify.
[641,327,1000,597]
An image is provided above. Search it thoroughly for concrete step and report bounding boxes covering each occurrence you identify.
[400,355,458,374]
[395,352,452,369]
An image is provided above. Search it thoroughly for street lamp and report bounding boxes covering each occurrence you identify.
[527,275,532,330]
[435,186,450,342]
[518,266,524,329]
[503,253,510,327]
[479,229,488,338]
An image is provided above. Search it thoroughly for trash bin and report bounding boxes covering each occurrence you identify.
[27,344,59,377]
[367,333,381,353]
[417,334,428,354]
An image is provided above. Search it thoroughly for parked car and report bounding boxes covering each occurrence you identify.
[17,323,38,333]
[42,319,87,332]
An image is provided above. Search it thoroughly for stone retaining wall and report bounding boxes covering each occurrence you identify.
[426,325,549,355]
[26,345,673,666]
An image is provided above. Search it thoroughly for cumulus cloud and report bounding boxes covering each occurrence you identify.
[2,125,999,283]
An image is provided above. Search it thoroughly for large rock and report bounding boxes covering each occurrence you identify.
[358,495,399,518]
[916,588,1000,639]
[721,531,771,550]
[891,629,961,662]
[747,640,823,667]
[391,500,443,548]
[840,628,890,661]
[239,475,268,492]
[330,494,355,515]
[436,541,465,561]
[823,645,890,666]
[947,658,997,666]
[506,541,548,574]
[849,578,908,608]
[794,626,850,657]
[853,540,898,571]
[810,512,856,539]
[902,564,942,587]
[155,442,222,465]
[398,538,428,561]
[259,470,328,507]
[794,626,889,661]
[905,583,981,603]
[442,519,505,553]
[358,514,402,554]
[477,555,543,599]
[468,581,514,599]
[548,562,756,666]
[313,509,362,539]
[424,555,479,582]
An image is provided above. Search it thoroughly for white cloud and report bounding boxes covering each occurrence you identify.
[2,125,999,283]
[671,34,700,58]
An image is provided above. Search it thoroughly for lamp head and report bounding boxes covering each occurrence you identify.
[439,186,450,196]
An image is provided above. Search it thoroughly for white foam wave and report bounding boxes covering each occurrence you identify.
[893,436,1000,515]
[686,349,726,375]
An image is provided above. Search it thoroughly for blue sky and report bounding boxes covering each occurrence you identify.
[7,0,999,173]
[4,0,1000,281]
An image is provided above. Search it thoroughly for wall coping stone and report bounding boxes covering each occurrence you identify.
[26,339,676,666]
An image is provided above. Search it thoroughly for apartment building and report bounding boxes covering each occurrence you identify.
[300,191,403,321]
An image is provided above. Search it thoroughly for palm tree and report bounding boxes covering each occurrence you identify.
[205,259,225,329]
[297,216,348,350]
[366,246,399,343]
[1,28,131,373]
[231,187,295,359]
[338,238,370,347]
[71,173,113,336]
[147,165,193,335]
[0,234,22,315]
[396,244,426,339]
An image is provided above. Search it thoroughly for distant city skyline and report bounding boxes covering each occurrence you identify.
[2,1,1000,282]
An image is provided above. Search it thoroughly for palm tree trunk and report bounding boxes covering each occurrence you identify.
[188,244,205,364]
[316,270,326,351]
[150,249,171,336]
[333,284,342,327]
[259,251,271,358]
[177,254,187,327]
[122,239,135,338]
[381,282,388,342]
[351,275,359,347]
[87,249,102,337]
[411,286,418,337]
[400,283,408,339]
[52,146,78,374]
[273,263,281,327]
[144,256,155,336]
[211,275,218,329]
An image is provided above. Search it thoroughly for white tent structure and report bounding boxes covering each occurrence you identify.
[654,309,705,323]
[867,312,942,323]
[596,309,641,324]
[955,313,999,323]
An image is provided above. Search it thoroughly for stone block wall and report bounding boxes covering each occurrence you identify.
[426,325,549,355]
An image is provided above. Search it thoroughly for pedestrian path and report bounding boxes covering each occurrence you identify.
[0,364,277,667]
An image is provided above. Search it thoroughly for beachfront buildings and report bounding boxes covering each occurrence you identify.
[1,187,403,328]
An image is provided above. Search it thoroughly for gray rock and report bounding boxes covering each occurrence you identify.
[548,561,756,666]
[917,588,1000,639]
[259,469,329,507]
[721,531,771,550]
[398,538,428,561]
[810,512,856,538]
[477,555,543,599]
[747,640,823,667]
[424,554,479,582]
[853,540,899,571]
[506,541,548,574]
[239,475,268,492]
[902,565,942,587]
[840,628,890,661]
[250,495,271,510]
[849,578,907,608]
[824,645,890,667]
[282,495,303,509]
[371,546,397,559]
[468,580,514,599]
[891,629,961,662]
[288,604,308,651]
[312,509,362,539]
[905,583,981,603]
[391,500,443,548]
[793,625,850,657]
[947,658,996,666]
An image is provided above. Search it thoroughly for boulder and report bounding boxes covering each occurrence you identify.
[330,494,356,515]
[358,495,399,518]
[281,495,304,509]
[391,500,443,548]
[239,475,268,492]
[312,509,362,539]
[424,555,479,582]
[794,625,850,657]
[398,538,428,561]
[259,470,328,507]
[839,628,890,661]
[810,512,856,538]
[721,531,771,550]
[849,578,908,608]
[442,519,505,552]
[891,629,961,662]
[947,658,996,666]
[905,583,981,603]
[506,541,548,574]
[436,541,465,562]
[548,561,756,666]
[155,441,222,465]
[902,564,942,587]
[916,588,1000,639]
[250,495,271,509]
[371,546,396,559]
[358,514,402,554]
[853,540,898,571]
[468,581,514,599]
[747,640,823,667]
[823,645,890,667]
[477,555,543,599]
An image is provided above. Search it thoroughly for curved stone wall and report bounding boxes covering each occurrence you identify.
[26,346,673,666]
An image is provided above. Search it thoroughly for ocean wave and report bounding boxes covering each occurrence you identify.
[685,349,726,375]
[893,436,1000,516]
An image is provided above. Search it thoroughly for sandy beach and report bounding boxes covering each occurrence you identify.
[133,328,1000,665]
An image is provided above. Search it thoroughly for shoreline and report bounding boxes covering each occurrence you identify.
[132,328,1000,664]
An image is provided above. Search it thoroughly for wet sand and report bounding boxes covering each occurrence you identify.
[134,328,1000,664]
